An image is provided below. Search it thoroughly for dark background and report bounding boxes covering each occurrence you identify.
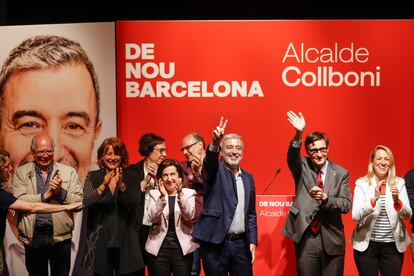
[0,2,413,26]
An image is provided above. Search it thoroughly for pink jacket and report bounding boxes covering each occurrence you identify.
[145,188,199,256]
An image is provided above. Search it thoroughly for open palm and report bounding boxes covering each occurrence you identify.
[287,110,306,131]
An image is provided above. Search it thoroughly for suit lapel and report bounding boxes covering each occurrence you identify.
[324,163,335,195]
[306,158,320,191]
[242,172,250,214]
[223,164,238,202]
[138,161,145,181]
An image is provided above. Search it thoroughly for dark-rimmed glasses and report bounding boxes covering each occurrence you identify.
[34,150,54,156]
[153,147,167,155]
[308,147,327,156]
[180,141,199,152]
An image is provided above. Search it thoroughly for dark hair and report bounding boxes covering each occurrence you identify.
[191,132,205,149]
[156,159,183,179]
[305,131,329,152]
[138,133,165,157]
[97,137,129,169]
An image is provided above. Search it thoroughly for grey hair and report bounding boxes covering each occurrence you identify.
[30,136,55,153]
[0,35,100,126]
[220,133,244,148]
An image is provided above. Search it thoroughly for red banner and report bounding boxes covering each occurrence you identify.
[116,20,414,275]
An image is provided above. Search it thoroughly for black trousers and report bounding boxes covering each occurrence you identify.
[92,248,145,276]
[24,227,71,276]
[199,239,253,276]
[295,228,344,276]
[354,241,404,276]
[147,244,193,276]
[139,225,151,266]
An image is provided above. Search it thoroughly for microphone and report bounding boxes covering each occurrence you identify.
[263,168,281,195]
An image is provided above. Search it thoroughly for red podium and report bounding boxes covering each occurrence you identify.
[254,195,296,276]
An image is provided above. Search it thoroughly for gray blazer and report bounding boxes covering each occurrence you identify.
[282,141,352,255]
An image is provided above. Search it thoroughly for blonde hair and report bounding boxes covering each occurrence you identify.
[363,145,398,186]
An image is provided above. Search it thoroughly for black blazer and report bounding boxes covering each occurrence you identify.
[127,160,145,182]
[82,168,144,275]
[127,160,146,223]
[403,168,414,232]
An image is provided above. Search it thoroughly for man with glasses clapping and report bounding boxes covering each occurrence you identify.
[12,133,83,275]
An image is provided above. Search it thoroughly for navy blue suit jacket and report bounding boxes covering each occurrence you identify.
[403,168,414,232]
[192,147,258,246]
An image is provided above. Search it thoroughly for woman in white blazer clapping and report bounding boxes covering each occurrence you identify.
[352,145,412,276]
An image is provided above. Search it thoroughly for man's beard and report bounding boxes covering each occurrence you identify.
[222,155,242,169]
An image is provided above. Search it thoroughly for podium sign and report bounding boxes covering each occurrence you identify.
[254,195,296,276]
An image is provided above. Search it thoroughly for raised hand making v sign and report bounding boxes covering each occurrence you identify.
[212,116,228,147]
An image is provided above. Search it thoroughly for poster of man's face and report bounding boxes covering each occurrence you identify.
[0,22,116,276]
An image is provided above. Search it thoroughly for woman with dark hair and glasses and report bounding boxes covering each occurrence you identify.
[145,159,198,276]
[352,145,412,276]
[82,137,144,275]
[127,133,166,270]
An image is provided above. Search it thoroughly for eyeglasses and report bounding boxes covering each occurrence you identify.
[153,147,167,155]
[308,147,328,156]
[180,141,199,152]
[34,150,54,156]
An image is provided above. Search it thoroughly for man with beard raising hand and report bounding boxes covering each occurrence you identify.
[193,117,258,276]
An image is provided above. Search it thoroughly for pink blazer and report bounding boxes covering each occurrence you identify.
[145,188,200,256]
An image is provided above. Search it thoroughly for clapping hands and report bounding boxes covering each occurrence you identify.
[190,153,202,176]
[104,167,123,194]
[157,178,168,198]
[390,185,399,203]
[373,179,384,201]
[141,162,158,192]
[49,173,62,194]
[44,170,62,200]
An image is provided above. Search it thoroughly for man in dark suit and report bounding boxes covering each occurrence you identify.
[192,117,258,276]
[403,168,414,261]
[282,111,352,276]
